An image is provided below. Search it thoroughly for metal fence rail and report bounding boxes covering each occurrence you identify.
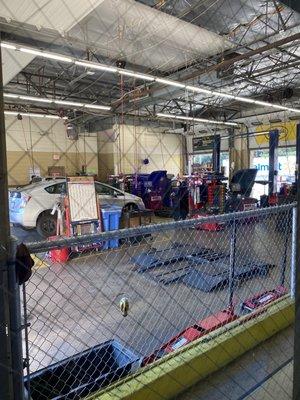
[22,204,295,400]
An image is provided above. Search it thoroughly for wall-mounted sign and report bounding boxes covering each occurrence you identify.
[192,135,219,152]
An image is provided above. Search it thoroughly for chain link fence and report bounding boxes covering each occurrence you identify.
[21,203,295,400]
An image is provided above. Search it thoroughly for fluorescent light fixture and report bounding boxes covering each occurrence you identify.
[1,42,17,50]
[45,115,68,119]
[3,41,300,114]
[19,47,72,63]
[186,85,213,95]
[75,60,117,73]
[3,93,19,98]
[4,111,67,120]
[4,111,18,116]
[84,104,111,111]
[212,91,235,99]
[19,95,52,103]
[157,113,238,127]
[157,113,177,119]
[118,70,154,81]
[234,96,256,104]
[4,92,111,112]
[54,100,84,107]
[155,78,185,88]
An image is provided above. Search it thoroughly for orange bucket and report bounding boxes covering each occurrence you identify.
[48,236,69,263]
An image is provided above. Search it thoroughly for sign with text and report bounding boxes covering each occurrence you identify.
[192,135,219,152]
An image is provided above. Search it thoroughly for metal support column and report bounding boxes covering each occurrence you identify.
[212,134,221,173]
[228,128,235,181]
[0,37,24,400]
[268,129,279,196]
[293,123,300,400]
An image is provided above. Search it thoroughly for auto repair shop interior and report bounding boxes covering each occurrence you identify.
[0,1,299,400]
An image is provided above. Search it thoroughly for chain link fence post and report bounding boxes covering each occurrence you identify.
[0,35,24,400]
[291,206,297,299]
[228,217,237,310]
[293,123,300,400]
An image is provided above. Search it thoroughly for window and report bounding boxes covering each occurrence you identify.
[44,182,66,194]
[192,152,229,177]
[95,183,116,196]
[250,147,296,198]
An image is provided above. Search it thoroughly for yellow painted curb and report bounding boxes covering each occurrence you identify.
[85,297,294,400]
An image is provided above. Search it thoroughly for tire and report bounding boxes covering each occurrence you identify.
[36,211,57,238]
[123,203,139,213]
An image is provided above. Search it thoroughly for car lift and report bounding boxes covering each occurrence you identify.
[141,308,237,366]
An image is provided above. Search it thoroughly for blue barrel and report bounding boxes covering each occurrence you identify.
[101,206,122,249]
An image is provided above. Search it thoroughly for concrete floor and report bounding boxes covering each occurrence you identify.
[175,326,293,400]
[22,212,292,380]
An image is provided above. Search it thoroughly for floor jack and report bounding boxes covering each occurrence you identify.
[141,308,237,366]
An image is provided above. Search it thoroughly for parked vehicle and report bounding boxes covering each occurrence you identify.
[9,179,145,238]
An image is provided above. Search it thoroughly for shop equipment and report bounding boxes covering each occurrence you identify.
[24,340,139,400]
[131,245,229,271]
[111,170,172,212]
[241,286,287,313]
[142,308,237,366]
[182,257,272,292]
[64,176,103,252]
[225,169,258,212]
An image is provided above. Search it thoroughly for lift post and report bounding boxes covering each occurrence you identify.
[212,134,221,173]
[268,129,279,196]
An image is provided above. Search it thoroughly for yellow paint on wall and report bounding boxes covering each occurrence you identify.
[255,120,299,145]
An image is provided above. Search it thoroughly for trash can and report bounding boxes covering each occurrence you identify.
[101,206,122,249]
[24,340,139,400]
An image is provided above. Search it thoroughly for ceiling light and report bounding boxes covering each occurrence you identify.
[4,111,18,116]
[1,43,17,50]
[4,111,67,119]
[157,113,177,119]
[44,115,67,119]
[19,95,52,103]
[3,93,19,98]
[75,60,117,73]
[19,47,72,63]
[54,100,84,107]
[3,40,300,114]
[157,113,238,127]
[211,91,235,99]
[4,92,110,112]
[234,96,256,104]
[186,85,213,95]
[84,104,111,111]
[155,78,185,88]
[118,70,154,81]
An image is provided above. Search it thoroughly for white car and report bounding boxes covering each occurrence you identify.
[9,179,145,238]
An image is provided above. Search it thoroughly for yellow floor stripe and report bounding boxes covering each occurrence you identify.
[31,254,49,269]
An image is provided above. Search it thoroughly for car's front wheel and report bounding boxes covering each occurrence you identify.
[36,211,57,238]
